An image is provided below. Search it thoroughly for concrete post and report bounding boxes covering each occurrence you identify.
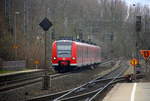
[42,72,50,90]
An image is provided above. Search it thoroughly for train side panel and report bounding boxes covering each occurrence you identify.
[75,43,101,67]
[76,43,82,67]
[70,42,77,66]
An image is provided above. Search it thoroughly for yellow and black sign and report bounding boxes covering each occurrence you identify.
[12,44,19,49]
[34,60,40,65]
[130,58,139,67]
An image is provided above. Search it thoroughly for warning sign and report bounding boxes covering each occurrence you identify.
[34,60,40,65]
[130,58,139,67]
[140,50,150,60]
[12,44,19,49]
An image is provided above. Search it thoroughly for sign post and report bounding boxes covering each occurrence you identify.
[39,17,53,70]
[39,17,53,90]
[140,50,150,73]
[130,58,139,81]
[34,60,40,69]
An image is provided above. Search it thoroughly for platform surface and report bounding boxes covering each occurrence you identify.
[103,83,150,101]
[0,69,43,76]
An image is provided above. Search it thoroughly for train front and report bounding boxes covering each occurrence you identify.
[51,40,77,72]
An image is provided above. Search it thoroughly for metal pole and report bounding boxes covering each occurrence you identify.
[24,0,26,35]
[145,59,149,80]
[134,66,136,81]
[36,64,38,69]
[44,31,47,70]
[42,31,50,90]
[44,3,48,70]
[14,12,17,60]
[4,0,7,17]
[14,12,20,60]
[145,59,148,73]
[42,3,50,90]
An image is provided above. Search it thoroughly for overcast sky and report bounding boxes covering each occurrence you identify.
[125,0,150,6]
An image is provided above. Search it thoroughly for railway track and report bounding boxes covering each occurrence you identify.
[28,62,129,101]
[50,73,71,80]
[53,78,125,101]
[27,77,126,101]
[0,59,115,92]
[53,65,127,101]
[0,70,44,92]
[0,70,71,92]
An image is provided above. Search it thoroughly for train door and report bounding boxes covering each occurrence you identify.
[81,45,83,66]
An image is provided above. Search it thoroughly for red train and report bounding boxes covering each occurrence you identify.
[51,40,101,72]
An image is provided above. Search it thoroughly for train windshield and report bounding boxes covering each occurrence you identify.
[57,42,72,57]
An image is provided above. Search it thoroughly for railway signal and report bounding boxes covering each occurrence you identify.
[130,58,139,67]
[34,60,40,64]
[34,60,40,69]
[136,16,142,32]
[39,17,52,31]
[134,16,142,62]
[39,17,53,90]
[130,58,139,81]
[39,17,53,69]
[140,50,150,73]
[12,44,19,49]
[140,50,150,60]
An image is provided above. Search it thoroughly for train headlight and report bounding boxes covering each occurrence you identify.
[72,57,76,60]
[53,57,57,60]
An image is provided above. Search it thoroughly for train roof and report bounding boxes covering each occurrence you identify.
[55,40,100,48]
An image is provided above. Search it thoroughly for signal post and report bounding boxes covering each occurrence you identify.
[39,18,53,90]
[140,50,150,73]
[130,58,139,81]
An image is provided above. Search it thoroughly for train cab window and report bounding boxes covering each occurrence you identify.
[57,42,72,57]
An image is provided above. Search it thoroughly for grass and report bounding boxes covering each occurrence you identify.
[0,70,15,74]
[0,69,32,74]
[0,68,56,75]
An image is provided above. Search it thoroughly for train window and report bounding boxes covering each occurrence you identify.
[57,42,72,57]
[57,45,71,50]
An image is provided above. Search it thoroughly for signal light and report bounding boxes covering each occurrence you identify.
[34,60,40,65]
[130,58,139,67]
[72,57,76,60]
[53,57,57,60]
[136,16,142,32]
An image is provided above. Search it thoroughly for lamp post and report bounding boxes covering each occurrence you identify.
[14,11,20,60]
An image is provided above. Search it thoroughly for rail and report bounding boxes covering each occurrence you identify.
[53,64,127,101]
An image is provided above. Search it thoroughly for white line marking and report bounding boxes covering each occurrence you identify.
[131,83,137,101]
